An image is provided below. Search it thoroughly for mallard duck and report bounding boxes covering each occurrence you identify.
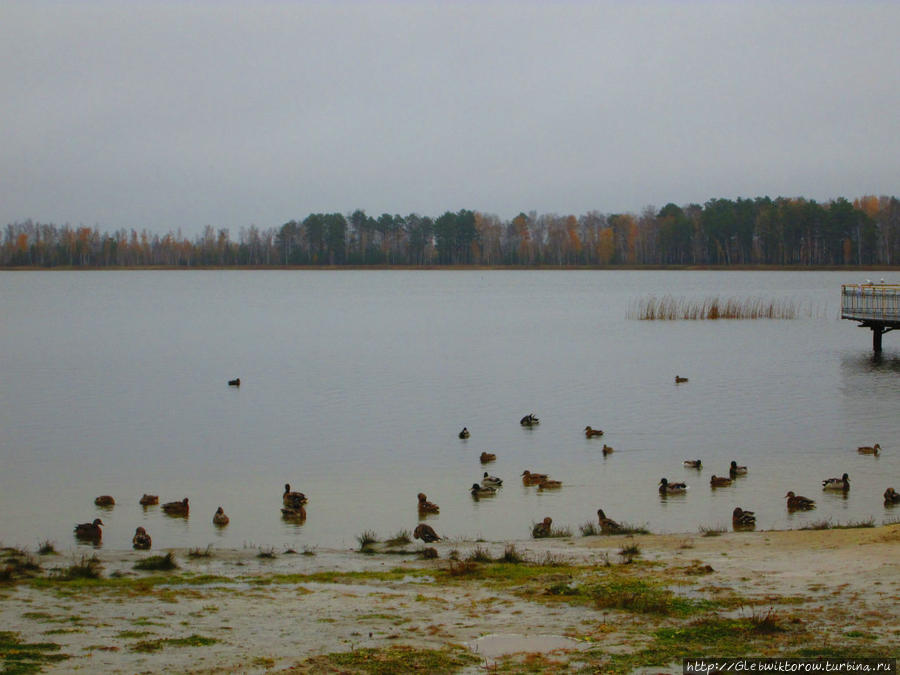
[710,475,733,488]
[822,473,850,491]
[281,503,306,520]
[521,470,548,485]
[74,518,103,541]
[283,484,308,508]
[675,375,688,383]
[413,523,440,542]
[659,478,687,494]
[584,426,604,438]
[482,472,503,487]
[213,507,230,526]
[94,495,115,507]
[532,517,553,538]
[132,526,152,550]
[520,413,540,427]
[858,443,881,455]
[732,507,756,528]
[596,508,623,534]
[538,478,562,490]
[602,444,614,456]
[459,427,470,439]
[884,487,900,505]
[683,459,702,469]
[471,482,497,497]
[480,451,496,464]
[139,494,159,506]
[729,461,748,478]
[785,491,815,510]
[417,493,439,514]
[162,497,189,516]
[228,378,240,387]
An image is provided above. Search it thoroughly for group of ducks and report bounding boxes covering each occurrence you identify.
[74,495,231,547]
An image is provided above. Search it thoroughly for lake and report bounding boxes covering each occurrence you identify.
[1,270,898,553]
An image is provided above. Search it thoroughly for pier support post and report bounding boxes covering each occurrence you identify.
[873,326,884,353]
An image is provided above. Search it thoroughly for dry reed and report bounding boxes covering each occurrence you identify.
[629,295,820,320]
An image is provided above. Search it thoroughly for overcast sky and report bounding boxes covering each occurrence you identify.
[2,1,899,236]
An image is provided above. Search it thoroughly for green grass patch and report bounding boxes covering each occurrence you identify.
[384,530,411,547]
[0,631,69,674]
[129,634,218,653]
[303,645,480,674]
[134,552,178,571]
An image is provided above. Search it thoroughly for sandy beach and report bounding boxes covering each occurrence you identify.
[1,524,898,673]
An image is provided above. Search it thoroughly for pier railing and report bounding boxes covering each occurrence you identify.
[840,283,900,322]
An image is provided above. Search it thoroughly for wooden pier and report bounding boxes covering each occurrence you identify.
[841,282,900,353]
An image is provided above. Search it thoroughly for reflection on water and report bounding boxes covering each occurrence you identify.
[0,270,897,552]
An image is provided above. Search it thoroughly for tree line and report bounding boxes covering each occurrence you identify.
[2,195,898,268]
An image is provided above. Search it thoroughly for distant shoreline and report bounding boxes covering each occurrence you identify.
[2,264,898,272]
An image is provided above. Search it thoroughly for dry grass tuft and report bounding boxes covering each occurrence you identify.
[629,295,819,320]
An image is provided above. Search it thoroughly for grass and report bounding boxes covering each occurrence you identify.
[700,524,728,537]
[357,530,379,553]
[37,541,57,556]
[580,521,600,536]
[302,645,480,674]
[465,545,493,563]
[128,634,219,653]
[618,543,641,563]
[257,548,277,559]
[187,546,213,559]
[800,517,876,531]
[497,544,525,564]
[134,552,178,571]
[0,548,42,582]
[0,631,70,673]
[55,555,102,581]
[384,530,411,547]
[629,295,818,320]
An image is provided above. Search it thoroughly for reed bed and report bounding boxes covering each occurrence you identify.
[629,295,820,320]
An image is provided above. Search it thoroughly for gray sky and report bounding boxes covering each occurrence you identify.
[2,1,899,236]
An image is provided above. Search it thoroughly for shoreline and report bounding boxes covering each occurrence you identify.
[2,524,898,673]
[2,264,899,272]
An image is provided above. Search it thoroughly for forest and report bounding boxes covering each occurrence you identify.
[2,195,898,268]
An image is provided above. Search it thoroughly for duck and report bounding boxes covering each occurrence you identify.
[537,478,562,490]
[94,495,115,507]
[213,507,230,526]
[732,507,756,529]
[74,518,103,541]
[162,497,189,516]
[532,517,553,538]
[785,491,816,511]
[521,470,548,486]
[413,523,440,543]
[584,426,604,438]
[822,473,850,491]
[675,375,688,384]
[480,451,496,464]
[710,475,733,488]
[459,427,470,439]
[683,459,702,469]
[283,484,308,508]
[417,493,439,514]
[132,526,152,550]
[659,478,687,494]
[228,378,240,387]
[884,487,900,505]
[281,504,306,520]
[482,472,503,487]
[729,461,748,478]
[471,482,497,498]
[602,444,614,456]
[858,443,881,455]
[139,494,159,506]
[596,508,623,534]
[520,413,540,427]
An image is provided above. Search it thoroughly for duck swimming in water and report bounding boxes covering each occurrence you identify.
[132,526,152,549]
[675,375,688,384]
[213,507,230,526]
[858,443,881,455]
[659,478,687,494]
[537,478,562,490]
[228,378,240,387]
[729,461,748,478]
[459,427,470,439]
[139,494,159,506]
[584,426,604,438]
[480,451,496,464]
[602,444,614,456]
[74,518,103,541]
[521,470,548,486]
[482,472,503,487]
[471,483,497,498]
[417,493,439,514]
[822,473,850,491]
[683,459,702,469]
[785,491,815,511]
[283,484,308,508]
[162,498,189,516]
[94,495,115,507]
[532,517,553,538]
[710,475,733,488]
[884,487,900,505]
[520,413,540,427]
[732,507,756,529]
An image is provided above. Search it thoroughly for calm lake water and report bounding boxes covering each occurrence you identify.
[1,270,898,553]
